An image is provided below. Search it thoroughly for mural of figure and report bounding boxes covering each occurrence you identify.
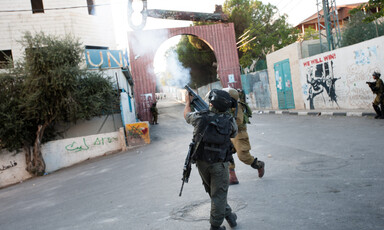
[306,61,340,109]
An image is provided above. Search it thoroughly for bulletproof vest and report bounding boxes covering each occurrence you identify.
[194,112,232,163]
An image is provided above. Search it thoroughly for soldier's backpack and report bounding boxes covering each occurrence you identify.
[201,113,233,163]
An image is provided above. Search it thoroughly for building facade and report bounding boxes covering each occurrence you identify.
[0,0,137,135]
[0,0,118,64]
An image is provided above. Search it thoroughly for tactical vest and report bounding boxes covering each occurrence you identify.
[194,112,233,163]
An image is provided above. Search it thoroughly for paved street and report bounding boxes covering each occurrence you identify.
[0,99,384,230]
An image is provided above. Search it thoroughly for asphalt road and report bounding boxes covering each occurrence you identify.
[0,99,384,230]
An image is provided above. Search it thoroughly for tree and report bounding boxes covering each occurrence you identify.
[223,0,299,69]
[176,35,217,88]
[298,26,320,41]
[0,32,118,176]
[341,10,384,47]
[351,0,384,23]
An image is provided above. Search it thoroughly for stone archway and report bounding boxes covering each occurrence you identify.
[128,23,241,122]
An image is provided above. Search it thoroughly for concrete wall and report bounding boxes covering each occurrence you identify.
[266,36,384,110]
[266,42,305,109]
[42,131,124,173]
[0,0,117,62]
[56,114,123,139]
[197,81,223,99]
[0,128,127,187]
[241,70,271,110]
[300,36,384,110]
[0,150,32,188]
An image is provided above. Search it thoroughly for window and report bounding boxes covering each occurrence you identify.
[87,0,95,15]
[31,0,44,14]
[85,45,108,50]
[0,50,13,69]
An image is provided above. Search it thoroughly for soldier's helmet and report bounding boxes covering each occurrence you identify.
[222,87,239,101]
[208,89,235,112]
[373,72,381,78]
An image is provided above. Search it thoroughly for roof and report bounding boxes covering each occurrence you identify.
[295,2,367,27]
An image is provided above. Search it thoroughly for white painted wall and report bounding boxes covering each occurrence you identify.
[1,129,128,188]
[0,150,32,188]
[41,131,123,173]
[300,36,384,110]
[266,36,384,110]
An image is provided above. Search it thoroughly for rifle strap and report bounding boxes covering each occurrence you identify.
[191,120,210,161]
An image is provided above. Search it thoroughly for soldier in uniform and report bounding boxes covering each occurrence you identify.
[222,88,265,185]
[150,102,159,124]
[184,89,238,230]
[369,72,384,119]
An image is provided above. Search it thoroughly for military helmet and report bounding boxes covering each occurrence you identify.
[222,87,239,101]
[208,89,235,112]
[373,71,381,78]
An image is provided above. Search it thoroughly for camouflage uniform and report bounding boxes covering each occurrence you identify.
[223,88,265,184]
[185,108,237,228]
[370,73,384,119]
[229,103,254,166]
[150,103,159,124]
[372,78,384,106]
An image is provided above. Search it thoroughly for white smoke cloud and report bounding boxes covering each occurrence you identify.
[163,49,191,87]
[129,29,169,57]
[154,36,191,88]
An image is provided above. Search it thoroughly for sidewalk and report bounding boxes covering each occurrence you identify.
[255,109,377,117]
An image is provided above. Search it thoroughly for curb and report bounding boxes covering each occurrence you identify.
[257,110,376,117]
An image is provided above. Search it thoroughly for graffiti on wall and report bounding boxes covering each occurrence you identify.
[345,45,381,107]
[1,161,17,171]
[126,122,150,146]
[302,53,340,109]
[354,46,377,65]
[139,93,154,121]
[297,38,384,110]
[241,70,271,109]
[65,137,119,152]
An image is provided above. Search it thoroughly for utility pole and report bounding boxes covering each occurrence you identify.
[316,0,342,52]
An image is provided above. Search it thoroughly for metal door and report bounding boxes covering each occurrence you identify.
[274,59,295,109]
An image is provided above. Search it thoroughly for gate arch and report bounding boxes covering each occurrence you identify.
[128,23,241,121]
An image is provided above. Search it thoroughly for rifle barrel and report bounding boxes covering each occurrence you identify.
[179,179,185,197]
[184,85,209,111]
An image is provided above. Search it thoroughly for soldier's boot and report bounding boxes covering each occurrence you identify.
[225,212,237,228]
[251,158,265,178]
[229,169,239,185]
[373,104,382,119]
[210,225,226,230]
[380,103,384,119]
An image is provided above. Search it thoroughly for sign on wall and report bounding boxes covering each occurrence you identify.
[125,122,150,146]
[85,49,129,69]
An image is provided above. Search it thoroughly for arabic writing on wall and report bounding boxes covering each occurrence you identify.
[65,137,119,152]
[0,161,17,172]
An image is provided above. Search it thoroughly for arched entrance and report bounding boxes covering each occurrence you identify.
[128,23,241,121]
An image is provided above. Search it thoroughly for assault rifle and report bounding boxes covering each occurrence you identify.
[179,141,195,197]
[366,81,375,91]
[179,85,209,197]
[184,85,209,111]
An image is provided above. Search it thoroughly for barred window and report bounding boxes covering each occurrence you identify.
[0,50,13,69]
